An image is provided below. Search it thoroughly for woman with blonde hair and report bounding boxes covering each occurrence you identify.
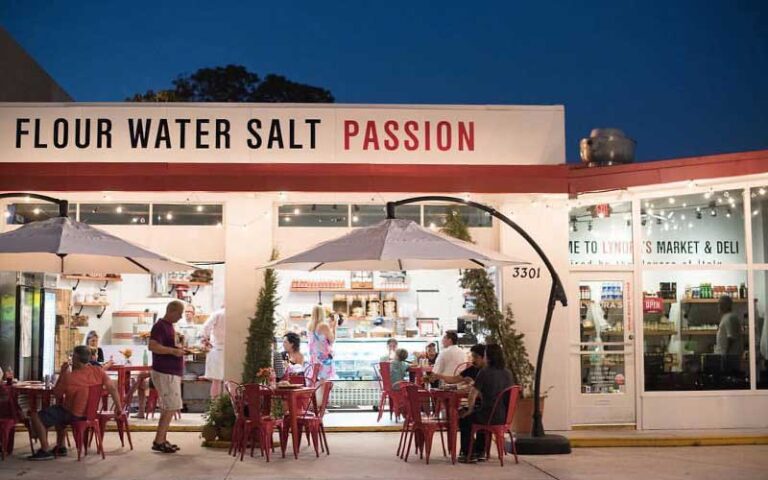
[307,304,336,380]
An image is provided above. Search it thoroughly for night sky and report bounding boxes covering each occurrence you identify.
[2,1,766,163]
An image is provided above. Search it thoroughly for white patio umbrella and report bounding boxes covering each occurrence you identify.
[265,218,528,271]
[0,216,194,274]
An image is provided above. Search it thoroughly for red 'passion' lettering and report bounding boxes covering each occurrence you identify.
[343,120,474,152]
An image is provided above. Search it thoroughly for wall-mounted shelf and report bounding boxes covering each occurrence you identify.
[168,280,211,296]
[680,329,718,336]
[63,275,122,291]
[681,298,747,304]
[73,302,109,318]
[289,288,408,293]
[643,330,677,336]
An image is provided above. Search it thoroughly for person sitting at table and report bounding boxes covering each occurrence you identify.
[434,343,485,385]
[424,342,438,366]
[27,345,121,461]
[433,330,466,382]
[381,338,398,361]
[282,332,305,376]
[458,344,514,463]
[389,348,410,389]
[85,331,114,369]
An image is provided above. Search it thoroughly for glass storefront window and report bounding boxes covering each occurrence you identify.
[423,205,492,228]
[278,204,349,227]
[642,270,749,391]
[641,189,745,265]
[579,280,628,394]
[750,186,768,263]
[5,202,77,224]
[753,271,768,389]
[569,202,632,266]
[153,204,223,226]
[351,204,421,227]
[80,203,150,225]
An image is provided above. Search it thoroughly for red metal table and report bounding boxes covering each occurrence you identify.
[429,388,469,464]
[11,383,56,416]
[272,386,314,459]
[108,365,151,399]
[408,365,432,385]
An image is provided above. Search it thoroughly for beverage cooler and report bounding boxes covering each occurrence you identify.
[0,272,57,381]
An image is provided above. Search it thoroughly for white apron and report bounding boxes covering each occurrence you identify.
[205,347,225,380]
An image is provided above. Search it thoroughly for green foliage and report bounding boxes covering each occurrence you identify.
[242,250,280,384]
[127,65,334,103]
[202,393,235,428]
[441,208,535,395]
[440,208,472,242]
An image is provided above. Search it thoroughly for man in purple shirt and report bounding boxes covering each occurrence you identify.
[148,300,187,453]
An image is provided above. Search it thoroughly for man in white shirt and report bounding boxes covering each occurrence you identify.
[202,308,226,397]
[433,330,467,379]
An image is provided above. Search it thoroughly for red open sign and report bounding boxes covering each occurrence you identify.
[643,296,663,313]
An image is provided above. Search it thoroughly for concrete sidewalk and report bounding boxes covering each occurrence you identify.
[2,431,768,480]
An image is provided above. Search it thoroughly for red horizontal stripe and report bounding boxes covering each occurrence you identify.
[1,149,766,194]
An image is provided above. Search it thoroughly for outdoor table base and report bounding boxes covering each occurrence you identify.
[272,386,314,459]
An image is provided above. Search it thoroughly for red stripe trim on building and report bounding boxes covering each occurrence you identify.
[0,162,568,193]
[1,149,767,194]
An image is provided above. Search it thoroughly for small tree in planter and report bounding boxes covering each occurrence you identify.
[242,250,280,383]
[441,209,543,411]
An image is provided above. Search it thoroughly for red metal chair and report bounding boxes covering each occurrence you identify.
[146,387,182,420]
[391,380,415,458]
[241,384,286,462]
[96,389,133,450]
[225,381,245,457]
[453,362,472,376]
[70,384,106,460]
[0,384,22,460]
[376,362,401,422]
[467,385,522,466]
[402,384,447,464]
[296,381,333,456]
[305,363,322,388]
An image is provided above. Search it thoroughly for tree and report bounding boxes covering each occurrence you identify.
[242,250,280,384]
[127,64,334,103]
[441,208,534,393]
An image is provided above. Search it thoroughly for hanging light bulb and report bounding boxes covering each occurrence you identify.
[753,209,760,216]
[704,191,712,199]
[668,197,676,204]
[115,206,123,214]
[681,214,686,220]
[759,188,766,196]
[726,208,732,218]
[166,212,173,220]
[196,205,204,212]
[32,208,41,215]
[293,208,301,215]
[688,222,693,229]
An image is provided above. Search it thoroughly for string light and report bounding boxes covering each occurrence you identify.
[760,188,766,196]
[166,212,173,220]
[293,208,301,215]
[668,198,675,204]
[196,205,204,212]
[32,208,41,215]
[115,206,123,213]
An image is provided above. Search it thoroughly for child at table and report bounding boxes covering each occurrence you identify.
[390,348,410,389]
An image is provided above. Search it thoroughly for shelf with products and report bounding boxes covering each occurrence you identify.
[62,274,123,291]
[73,302,109,318]
[681,298,748,304]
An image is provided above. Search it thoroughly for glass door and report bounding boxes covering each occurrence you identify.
[570,273,636,425]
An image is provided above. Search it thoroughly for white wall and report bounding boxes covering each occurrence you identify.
[223,197,274,381]
[499,201,571,431]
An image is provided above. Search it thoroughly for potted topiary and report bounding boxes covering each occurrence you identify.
[441,209,548,434]
[202,393,236,442]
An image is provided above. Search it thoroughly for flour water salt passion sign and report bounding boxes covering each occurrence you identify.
[0,104,565,165]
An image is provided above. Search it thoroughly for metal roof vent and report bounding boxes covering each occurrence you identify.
[579,128,636,167]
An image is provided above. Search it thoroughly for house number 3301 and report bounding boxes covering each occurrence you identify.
[511,267,541,279]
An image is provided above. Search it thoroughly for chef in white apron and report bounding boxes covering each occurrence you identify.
[202,308,226,397]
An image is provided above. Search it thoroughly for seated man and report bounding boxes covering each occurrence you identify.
[432,330,466,380]
[389,348,410,389]
[433,343,485,385]
[458,344,514,463]
[28,345,121,461]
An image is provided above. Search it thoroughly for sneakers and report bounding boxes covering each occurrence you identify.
[152,441,180,453]
[28,450,55,461]
[131,413,146,419]
[458,454,477,464]
[50,446,68,457]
